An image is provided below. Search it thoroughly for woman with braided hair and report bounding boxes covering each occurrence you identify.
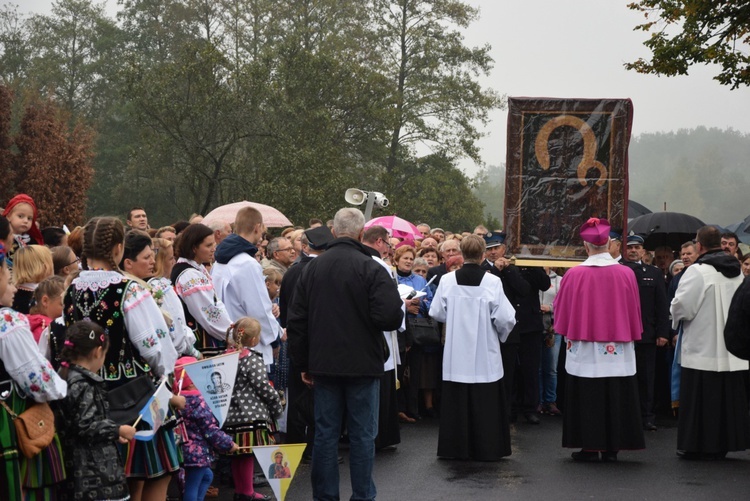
[62,217,180,501]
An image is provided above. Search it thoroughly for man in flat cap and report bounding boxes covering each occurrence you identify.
[554,217,645,462]
[621,232,670,432]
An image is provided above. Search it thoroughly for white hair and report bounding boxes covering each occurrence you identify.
[584,239,610,253]
[333,208,365,239]
[206,220,230,232]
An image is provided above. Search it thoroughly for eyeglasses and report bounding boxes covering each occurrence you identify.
[66,257,80,267]
[277,248,295,253]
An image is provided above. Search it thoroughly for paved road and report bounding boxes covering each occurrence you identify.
[216,413,750,500]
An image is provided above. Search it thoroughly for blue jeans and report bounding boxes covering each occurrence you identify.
[312,376,380,501]
[539,333,562,404]
[184,466,214,501]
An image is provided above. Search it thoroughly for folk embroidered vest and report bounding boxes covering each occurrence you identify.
[64,275,151,384]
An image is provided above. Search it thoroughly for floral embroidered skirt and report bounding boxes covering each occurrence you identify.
[223,420,277,456]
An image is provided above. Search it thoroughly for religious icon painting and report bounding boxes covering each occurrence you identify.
[505,97,633,260]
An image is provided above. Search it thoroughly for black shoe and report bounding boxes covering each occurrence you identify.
[524,412,541,425]
[571,450,600,462]
[377,445,397,452]
[253,475,269,488]
[643,422,657,431]
[676,450,701,460]
[600,451,618,462]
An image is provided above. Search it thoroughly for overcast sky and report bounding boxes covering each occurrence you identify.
[19,0,750,175]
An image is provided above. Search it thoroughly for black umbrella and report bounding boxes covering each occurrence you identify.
[628,212,705,251]
[628,200,652,220]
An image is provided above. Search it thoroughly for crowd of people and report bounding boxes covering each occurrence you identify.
[0,192,749,501]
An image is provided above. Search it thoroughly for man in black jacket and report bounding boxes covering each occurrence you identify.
[287,208,404,501]
[481,232,551,424]
[621,233,670,431]
[279,226,333,462]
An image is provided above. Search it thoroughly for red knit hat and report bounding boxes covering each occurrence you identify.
[2,194,44,245]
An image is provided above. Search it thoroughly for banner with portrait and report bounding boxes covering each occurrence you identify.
[253,444,307,501]
[134,378,171,441]
[505,97,632,262]
[181,351,239,427]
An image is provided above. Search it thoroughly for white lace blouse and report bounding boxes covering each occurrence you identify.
[0,308,67,401]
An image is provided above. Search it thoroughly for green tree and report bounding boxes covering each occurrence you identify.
[248,0,393,223]
[626,0,750,89]
[386,153,484,231]
[371,0,503,172]
[0,4,31,88]
[26,0,124,118]
[122,39,262,216]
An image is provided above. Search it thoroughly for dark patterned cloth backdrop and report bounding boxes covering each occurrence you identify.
[505,98,633,260]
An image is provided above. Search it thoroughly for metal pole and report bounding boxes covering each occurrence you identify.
[363,192,376,222]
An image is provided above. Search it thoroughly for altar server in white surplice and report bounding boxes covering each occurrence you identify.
[429,234,516,461]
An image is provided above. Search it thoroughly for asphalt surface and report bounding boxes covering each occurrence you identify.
[215,413,750,500]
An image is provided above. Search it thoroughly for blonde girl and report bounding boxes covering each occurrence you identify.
[12,244,53,313]
[223,317,282,501]
[152,238,176,279]
[27,275,65,358]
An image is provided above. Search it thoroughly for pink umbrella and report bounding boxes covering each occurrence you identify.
[364,216,421,240]
[202,201,292,228]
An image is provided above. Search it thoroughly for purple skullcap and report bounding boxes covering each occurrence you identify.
[579,217,611,246]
